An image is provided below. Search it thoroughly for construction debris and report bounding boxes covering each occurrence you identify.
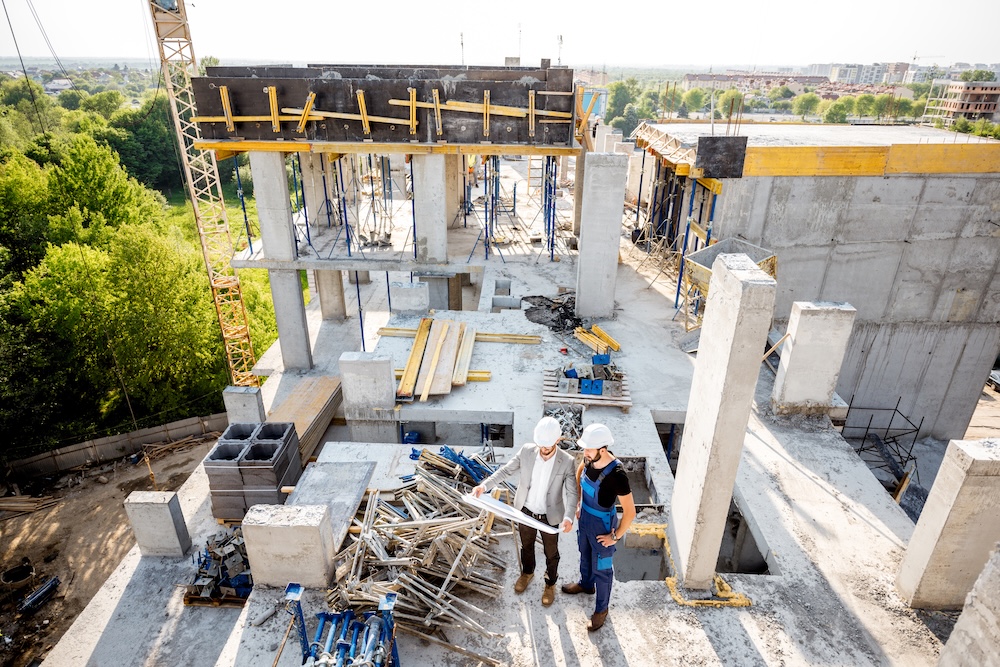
[139,432,221,462]
[184,527,252,607]
[0,495,59,520]
[327,446,508,644]
[523,294,581,333]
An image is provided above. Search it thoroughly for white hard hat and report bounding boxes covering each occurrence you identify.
[578,423,614,450]
[534,417,563,448]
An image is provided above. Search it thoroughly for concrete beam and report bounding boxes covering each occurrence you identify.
[669,253,776,589]
[269,268,313,371]
[411,154,448,262]
[249,151,296,261]
[575,153,629,318]
[124,491,191,557]
[897,439,1000,609]
[772,301,857,415]
[242,504,335,588]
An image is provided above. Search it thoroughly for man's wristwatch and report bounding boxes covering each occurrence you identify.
[611,532,620,542]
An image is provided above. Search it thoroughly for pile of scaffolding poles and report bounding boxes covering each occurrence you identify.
[543,155,558,261]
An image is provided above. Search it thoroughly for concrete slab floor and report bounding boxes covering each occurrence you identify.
[46,232,950,665]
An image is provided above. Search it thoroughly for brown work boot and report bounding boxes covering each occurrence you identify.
[561,582,596,595]
[514,573,533,594]
[587,610,608,632]
[541,584,556,607]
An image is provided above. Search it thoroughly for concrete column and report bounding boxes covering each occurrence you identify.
[448,274,463,310]
[223,386,266,423]
[669,254,776,589]
[938,542,1000,666]
[411,154,448,262]
[604,132,623,152]
[594,124,611,158]
[242,504,335,588]
[575,153,628,319]
[339,351,398,442]
[897,439,1000,609]
[772,302,856,415]
[314,270,347,320]
[573,147,587,236]
[444,154,463,226]
[389,281,429,315]
[418,275,450,311]
[124,491,191,557]
[249,151,296,261]
[270,269,313,371]
[348,270,371,285]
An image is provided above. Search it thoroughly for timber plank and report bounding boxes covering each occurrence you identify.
[268,375,342,460]
[429,323,463,395]
[452,326,477,387]
[397,317,433,399]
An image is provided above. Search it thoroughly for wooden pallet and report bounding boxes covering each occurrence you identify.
[183,593,249,608]
[542,370,632,413]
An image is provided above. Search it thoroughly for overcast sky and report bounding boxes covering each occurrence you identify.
[1,0,997,70]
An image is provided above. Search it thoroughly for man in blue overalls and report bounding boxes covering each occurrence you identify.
[562,423,636,631]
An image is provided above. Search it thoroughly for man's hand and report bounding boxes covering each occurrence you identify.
[597,532,617,547]
[472,485,486,498]
[560,518,573,533]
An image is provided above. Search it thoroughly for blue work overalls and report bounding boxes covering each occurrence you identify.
[577,459,619,614]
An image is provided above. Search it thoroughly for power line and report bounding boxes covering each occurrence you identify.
[1,0,47,136]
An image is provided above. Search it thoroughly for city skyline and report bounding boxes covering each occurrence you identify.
[0,0,997,72]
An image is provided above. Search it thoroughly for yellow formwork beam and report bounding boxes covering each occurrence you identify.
[194,139,580,157]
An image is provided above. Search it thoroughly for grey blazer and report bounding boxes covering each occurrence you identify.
[481,444,580,526]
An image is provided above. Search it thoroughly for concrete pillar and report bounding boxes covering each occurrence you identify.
[418,275,451,311]
[411,154,448,262]
[124,491,191,557]
[298,152,327,228]
[669,254,776,589]
[604,132,623,152]
[348,270,371,285]
[897,439,1000,609]
[575,153,628,319]
[445,154,463,226]
[938,542,1000,666]
[771,301,856,415]
[448,274,463,310]
[223,386,266,423]
[613,141,635,155]
[338,351,398,442]
[242,504,335,588]
[594,124,612,158]
[389,281,429,316]
[314,270,347,320]
[270,269,313,371]
[249,152,296,261]
[573,147,587,236]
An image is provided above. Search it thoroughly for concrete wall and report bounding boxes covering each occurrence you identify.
[938,542,1000,666]
[715,173,1000,439]
[10,414,228,478]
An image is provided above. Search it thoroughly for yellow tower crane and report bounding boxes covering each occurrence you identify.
[147,0,257,387]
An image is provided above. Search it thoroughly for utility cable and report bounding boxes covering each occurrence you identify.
[1,0,47,137]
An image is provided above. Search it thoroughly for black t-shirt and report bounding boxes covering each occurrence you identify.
[584,459,631,509]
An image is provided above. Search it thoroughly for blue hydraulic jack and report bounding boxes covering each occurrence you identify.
[283,583,399,666]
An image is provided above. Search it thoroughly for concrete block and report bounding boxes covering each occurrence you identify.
[242,504,335,588]
[389,281,429,315]
[223,386,266,424]
[124,491,191,557]
[417,275,450,310]
[897,439,1000,609]
[348,270,371,284]
[772,301,856,415]
[287,461,376,550]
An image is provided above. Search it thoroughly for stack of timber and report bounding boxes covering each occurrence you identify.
[542,369,633,412]
[327,448,507,664]
[573,325,621,355]
[140,432,221,462]
[267,375,342,461]
[0,495,59,518]
[382,318,541,401]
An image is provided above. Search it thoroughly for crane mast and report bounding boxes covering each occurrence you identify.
[147,0,257,387]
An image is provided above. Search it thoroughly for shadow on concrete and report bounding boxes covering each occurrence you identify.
[915,609,960,644]
[86,554,242,666]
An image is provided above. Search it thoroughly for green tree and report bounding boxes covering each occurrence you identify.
[907,82,931,98]
[199,55,221,76]
[661,87,683,116]
[682,88,705,113]
[773,100,792,112]
[855,94,875,117]
[676,102,689,119]
[871,94,892,120]
[0,153,50,278]
[609,103,641,138]
[792,92,820,119]
[893,98,913,118]
[823,101,849,124]
[953,116,972,133]
[96,96,182,192]
[605,79,640,122]
[80,90,125,120]
[837,96,856,115]
[57,89,89,111]
[767,85,794,101]
[959,69,997,82]
[717,89,744,119]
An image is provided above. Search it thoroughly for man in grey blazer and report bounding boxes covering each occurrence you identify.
[473,417,580,606]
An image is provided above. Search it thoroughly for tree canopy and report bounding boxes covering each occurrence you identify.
[792,93,820,119]
[959,69,997,82]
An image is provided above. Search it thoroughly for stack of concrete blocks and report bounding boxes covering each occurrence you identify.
[204,422,303,520]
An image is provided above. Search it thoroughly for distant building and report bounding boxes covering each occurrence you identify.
[923,79,1000,125]
[830,64,862,84]
[885,62,910,84]
[44,78,73,94]
[681,72,826,92]
[857,63,888,85]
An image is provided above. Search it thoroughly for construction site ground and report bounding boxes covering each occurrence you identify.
[0,442,214,667]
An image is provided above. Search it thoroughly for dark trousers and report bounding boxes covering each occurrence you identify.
[519,508,560,586]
